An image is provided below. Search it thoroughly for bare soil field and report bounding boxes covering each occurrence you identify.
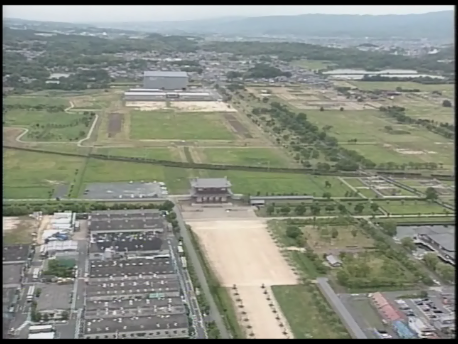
[125,101,167,111]
[223,113,253,138]
[183,207,297,338]
[171,101,237,112]
[108,113,123,138]
[3,216,39,245]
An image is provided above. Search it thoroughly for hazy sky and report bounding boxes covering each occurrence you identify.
[4,5,454,23]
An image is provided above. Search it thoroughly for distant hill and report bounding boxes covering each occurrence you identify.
[93,11,454,39]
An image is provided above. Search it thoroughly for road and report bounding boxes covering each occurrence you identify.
[173,205,230,339]
[265,213,454,220]
[167,238,207,339]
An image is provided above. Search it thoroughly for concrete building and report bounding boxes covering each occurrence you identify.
[88,209,166,234]
[190,177,233,203]
[3,245,31,264]
[143,71,188,90]
[40,240,78,258]
[325,254,342,267]
[82,314,189,339]
[370,292,403,323]
[89,232,166,260]
[36,284,72,320]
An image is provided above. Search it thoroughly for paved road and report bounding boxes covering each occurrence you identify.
[266,213,454,220]
[168,238,207,339]
[174,206,230,339]
[316,278,367,339]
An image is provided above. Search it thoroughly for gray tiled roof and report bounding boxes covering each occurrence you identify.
[144,71,188,78]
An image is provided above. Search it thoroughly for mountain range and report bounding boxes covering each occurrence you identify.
[92,10,454,39]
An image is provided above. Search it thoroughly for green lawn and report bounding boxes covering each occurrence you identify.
[291,59,335,70]
[375,200,449,215]
[4,109,93,142]
[4,95,70,107]
[349,81,454,93]
[82,159,190,194]
[341,178,366,188]
[272,285,350,339]
[305,109,454,169]
[93,147,179,161]
[204,170,352,196]
[3,149,84,198]
[356,188,379,198]
[202,148,290,167]
[130,111,234,140]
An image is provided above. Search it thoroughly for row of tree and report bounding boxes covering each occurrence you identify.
[380,106,454,140]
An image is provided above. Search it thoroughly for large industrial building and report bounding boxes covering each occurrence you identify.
[124,70,221,102]
[143,71,188,90]
[81,209,190,340]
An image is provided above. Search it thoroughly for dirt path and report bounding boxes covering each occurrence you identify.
[36,215,51,245]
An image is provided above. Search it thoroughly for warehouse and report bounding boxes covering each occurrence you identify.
[40,240,78,258]
[124,91,216,102]
[143,71,188,90]
[88,209,165,234]
[83,314,189,339]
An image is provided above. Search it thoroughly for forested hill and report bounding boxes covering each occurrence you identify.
[105,10,453,39]
[216,11,454,39]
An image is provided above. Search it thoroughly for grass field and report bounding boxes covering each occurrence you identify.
[4,95,70,107]
[130,111,234,140]
[204,171,352,196]
[349,81,454,94]
[375,200,449,215]
[291,59,336,70]
[272,285,350,339]
[93,147,180,161]
[4,110,93,142]
[268,220,374,253]
[334,251,417,288]
[375,216,454,224]
[201,148,290,167]
[3,149,84,199]
[81,159,190,194]
[305,109,454,169]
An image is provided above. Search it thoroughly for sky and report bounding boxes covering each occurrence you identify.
[4,5,454,23]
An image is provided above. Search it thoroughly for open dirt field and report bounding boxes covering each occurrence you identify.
[183,207,297,338]
[171,101,237,112]
[108,113,123,138]
[124,101,167,111]
[3,216,40,245]
[223,114,252,138]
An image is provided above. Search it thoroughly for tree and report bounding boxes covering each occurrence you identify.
[419,290,428,299]
[294,204,306,216]
[382,221,397,237]
[423,253,440,270]
[401,237,417,252]
[61,311,69,320]
[351,229,357,237]
[370,203,379,213]
[436,263,455,282]
[331,228,339,239]
[319,106,324,112]
[337,204,347,214]
[322,192,332,199]
[354,203,365,214]
[286,226,301,239]
[425,187,438,201]
[266,204,275,215]
[442,99,452,107]
[339,107,344,111]
[280,206,291,215]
